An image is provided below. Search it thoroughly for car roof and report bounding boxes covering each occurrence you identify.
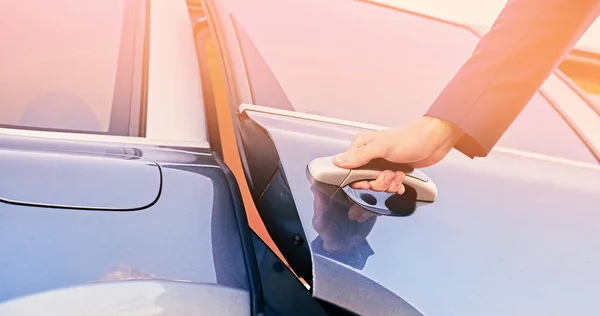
[368,0,600,54]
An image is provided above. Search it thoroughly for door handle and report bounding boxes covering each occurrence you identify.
[307,156,438,202]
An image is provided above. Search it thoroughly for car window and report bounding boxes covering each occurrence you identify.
[232,1,597,163]
[559,51,600,108]
[570,70,600,102]
[0,0,142,135]
[495,91,596,163]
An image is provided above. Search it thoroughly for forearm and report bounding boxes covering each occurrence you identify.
[425,0,600,158]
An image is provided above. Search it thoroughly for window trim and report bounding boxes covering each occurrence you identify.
[0,0,149,137]
[540,72,600,162]
[554,62,600,117]
[108,0,149,136]
[128,0,151,137]
[536,84,600,163]
[0,125,209,148]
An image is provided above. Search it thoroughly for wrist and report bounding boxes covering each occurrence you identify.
[422,115,464,145]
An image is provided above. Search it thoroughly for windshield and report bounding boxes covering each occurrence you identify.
[231,0,597,163]
[0,0,143,135]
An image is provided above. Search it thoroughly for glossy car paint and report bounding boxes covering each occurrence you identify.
[4,0,597,314]
[0,148,161,210]
[0,134,250,311]
[0,281,249,316]
[201,0,600,314]
[243,106,600,316]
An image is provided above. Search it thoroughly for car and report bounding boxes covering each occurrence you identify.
[0,0,332,315]
[1,1,599,316]
[200,0,600,315]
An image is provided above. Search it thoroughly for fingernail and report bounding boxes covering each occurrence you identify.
[397,185,405,195]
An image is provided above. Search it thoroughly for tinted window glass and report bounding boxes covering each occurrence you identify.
[559,52,600,107]
[569,74,600,107]
[0,0,140,135]
[233,1,596,163]
[496,92,596,162]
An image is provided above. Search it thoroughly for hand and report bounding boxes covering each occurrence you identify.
[333,116,463,193]
[347,204,377,223]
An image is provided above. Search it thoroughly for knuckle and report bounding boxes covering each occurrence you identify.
[369,179,384,192]
[371,140,391,158]
[371,171,393,192]
[382,171,394,185]
[357,131,373,138]
[387,181,400,193]
[355,133,366,142]
[352,132,370,146]
[355,146,369,159]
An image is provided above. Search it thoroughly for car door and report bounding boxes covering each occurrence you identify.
[202,0,600,315]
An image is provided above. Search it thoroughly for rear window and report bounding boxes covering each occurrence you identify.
[231,1,597,163]
[0,0,145,136]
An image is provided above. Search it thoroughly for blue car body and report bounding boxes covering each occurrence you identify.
[2,0,600,315]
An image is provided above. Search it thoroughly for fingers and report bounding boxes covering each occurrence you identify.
[350,181,371,190]
[385,171,405,194]
[396,183,406,195]
[334,132,383,168]
[350,170,405,194]
[334,130,404,194]
[369,170,394,192]
[334,141,387,169]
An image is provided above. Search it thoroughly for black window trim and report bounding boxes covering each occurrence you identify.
[0,0,150,137]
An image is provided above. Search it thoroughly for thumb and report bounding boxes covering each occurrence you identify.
[334,141,385,168]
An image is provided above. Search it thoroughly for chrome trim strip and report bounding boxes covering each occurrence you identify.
[0,127,210,148]
[239,103,388,131]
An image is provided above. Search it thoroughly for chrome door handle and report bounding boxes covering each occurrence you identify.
[307,156,438,202]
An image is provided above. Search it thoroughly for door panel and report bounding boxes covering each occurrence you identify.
[239,104,600,316]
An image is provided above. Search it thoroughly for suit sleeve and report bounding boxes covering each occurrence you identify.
[424,0,600,158]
